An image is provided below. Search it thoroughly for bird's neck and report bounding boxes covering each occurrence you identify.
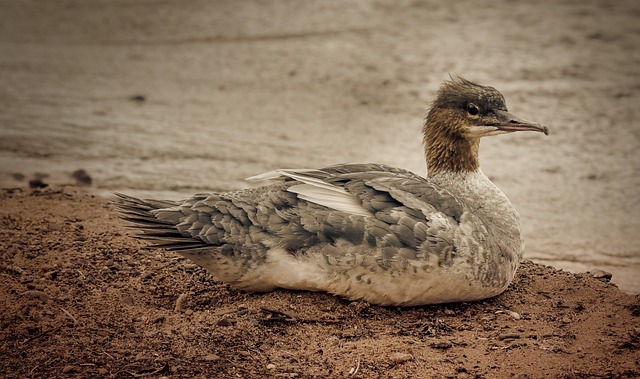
[423,109,480,176]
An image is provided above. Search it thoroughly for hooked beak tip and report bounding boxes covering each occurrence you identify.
[494,109,549,136]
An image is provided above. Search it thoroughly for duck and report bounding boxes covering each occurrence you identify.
[116,76,549,306]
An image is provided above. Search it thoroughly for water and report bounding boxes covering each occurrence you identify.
[1,0,639,293]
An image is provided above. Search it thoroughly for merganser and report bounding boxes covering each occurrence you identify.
[116,76,549,306]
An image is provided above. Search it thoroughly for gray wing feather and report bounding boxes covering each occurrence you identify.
[116,164,465,263]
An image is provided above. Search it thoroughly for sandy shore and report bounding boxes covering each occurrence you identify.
[1,186,638,378]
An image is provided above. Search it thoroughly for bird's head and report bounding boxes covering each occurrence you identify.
[423,76,549,175]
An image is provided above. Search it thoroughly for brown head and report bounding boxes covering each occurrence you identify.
[423,76,548,175]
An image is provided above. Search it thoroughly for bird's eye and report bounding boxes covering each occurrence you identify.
[467,103,479,116]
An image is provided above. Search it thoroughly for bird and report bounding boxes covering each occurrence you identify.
[115,76,549,306]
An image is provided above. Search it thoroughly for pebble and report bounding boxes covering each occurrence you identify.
[203,354,220,362]
[497,333,521,340]
[71,169,92,185]
[121,295,135,306]
[590,269,612,282]
[29,178,48,189]
[174,293,188,311]
[265,363,276,373]
[430,341,453,349]
[46,222,64,231]
[389,352,413,364]
[7,265,25,275]
[152,316,165,324]
[508,311,521,320]
[216,318,236,327]
[23,290,50,302]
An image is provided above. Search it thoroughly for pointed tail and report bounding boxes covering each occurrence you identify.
[113,192,209,251]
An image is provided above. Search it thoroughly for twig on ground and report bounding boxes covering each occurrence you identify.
[21,324,65,345]
[348,357,361,376]
[259,307,342,324]
[123,362,170,377]
[60,308,78,324]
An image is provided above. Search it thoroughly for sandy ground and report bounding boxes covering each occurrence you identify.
[2,1,640,377]
[1,187,639,378]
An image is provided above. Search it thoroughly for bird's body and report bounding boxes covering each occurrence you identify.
[117,76,548,306]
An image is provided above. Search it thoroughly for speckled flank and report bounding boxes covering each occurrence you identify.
[116,77,545,305]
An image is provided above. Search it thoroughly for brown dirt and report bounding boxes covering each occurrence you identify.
[1,186,639,378]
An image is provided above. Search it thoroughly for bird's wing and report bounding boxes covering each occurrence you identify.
[118,164,465,264]
[246,164,464,258]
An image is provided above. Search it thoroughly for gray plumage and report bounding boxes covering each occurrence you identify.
[116,76,548,305]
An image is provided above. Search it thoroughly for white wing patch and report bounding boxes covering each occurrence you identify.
[245,170,292,183]
[288,183,371,217]
[246,169,372,217]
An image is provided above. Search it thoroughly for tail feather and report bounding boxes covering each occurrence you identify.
[113,192,209,251]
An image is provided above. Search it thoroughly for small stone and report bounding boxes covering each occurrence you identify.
[216,318,236,327]
[8,265,25,275]
[590,269,612,282]
[561,316,572,324]
[29,178,48,189]
[430,341,453,349]
[389,352,414,364]
[265,363,276,373]
[71,169,92,185]
[203,354,220,362]
[174,293,188,312]
[62,365,76,373]
[121,295,134,306]
[47,222,63,231]
[508,311,521,320]
[152,315,165,324]
[23,290,50,302]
